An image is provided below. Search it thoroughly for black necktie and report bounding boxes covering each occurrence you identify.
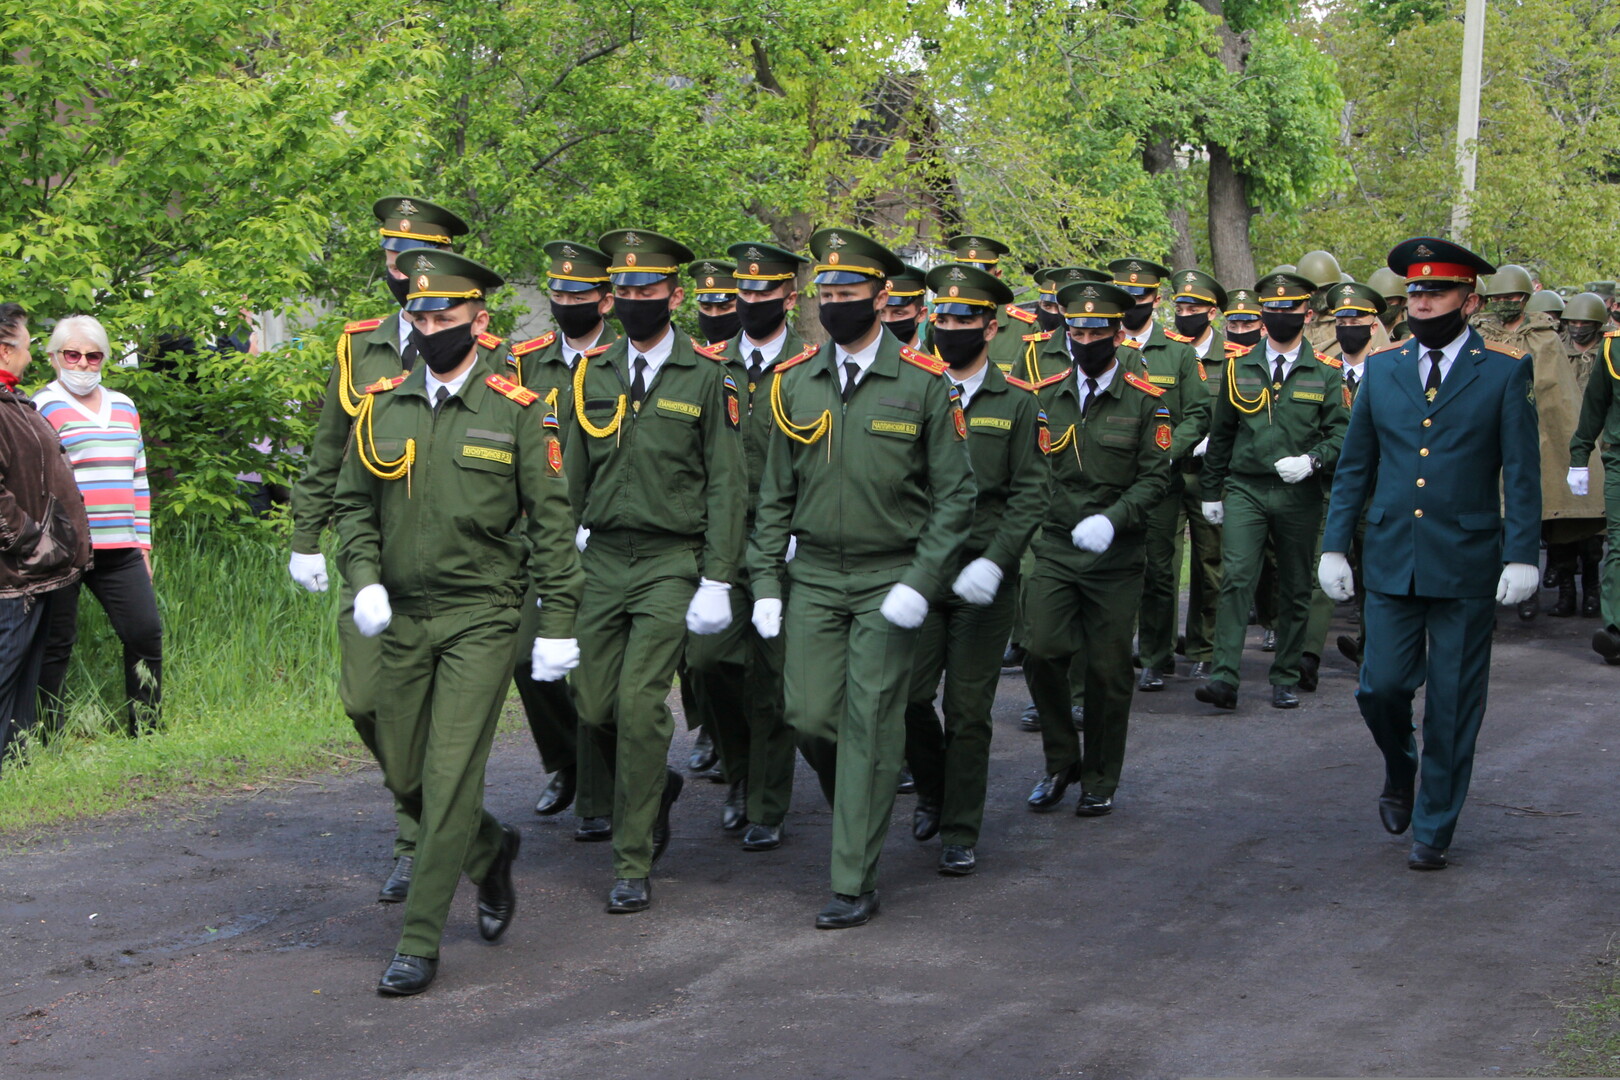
[1081,377,1098,417]
[630,355,648,409]
[748,349,765,387]
[433,385,449,411]
[401,339,418,371]
[1346,369,1358,395]
[952,381,966,409]
[841,359,859,403]
[1424,350,1443,401]
[1272,357,1285,387]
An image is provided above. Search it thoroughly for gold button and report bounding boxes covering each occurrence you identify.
[1416,479,1425,487]
[1420,448,1430,457]
[1414,509,1424,518]
[1422,418,1432,427]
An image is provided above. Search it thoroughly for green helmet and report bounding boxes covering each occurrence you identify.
[1526,290,1565,314]
[1564,292,1609,324]
[1339,271,1355,283]
[1268,263,1298,276]
[1296,250,1342,288]
[1367,267,1406,301]
[1484,264,1534,297]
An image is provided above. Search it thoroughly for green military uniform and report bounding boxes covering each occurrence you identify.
[1024,281,1173,806]
[1570,332,1620,644]
[684,242,812,839]
[333,251,582,963]
[749,228,975,906]
[946,234,1039,374]
[569,230,746,891]
[1200,272,1349,703]
[289,196,469,866]
[902,265,1044,863]
[881,263,930,350]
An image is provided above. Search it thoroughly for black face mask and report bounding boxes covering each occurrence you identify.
[818,298,878,346]
[1036,307,1065,333]
[882,315,919,344]
[385,272,411,308]
[1069,336,1116,378]
[615,296,673,342]
[1226,325,1263,348]
[411,320,476,375]
[1335,324,1374,356]
[550,299,602,341]
[1261,310,1306,344]
[933,326,988,368]
[1570,323,1601,346]
[1378,305,1402,329]
[1174,311,1211,339]
[739,296,788,340]
[1405,304,1468,349]
[1122,302,1156,333]
[698,310,741,344]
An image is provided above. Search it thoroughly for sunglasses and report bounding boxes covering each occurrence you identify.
[58,349,106,365]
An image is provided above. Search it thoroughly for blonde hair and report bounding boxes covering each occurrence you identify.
[47,314,112,360]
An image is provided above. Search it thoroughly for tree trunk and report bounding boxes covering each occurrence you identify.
[1206,143,1256,288]
[1143,134,1198,270]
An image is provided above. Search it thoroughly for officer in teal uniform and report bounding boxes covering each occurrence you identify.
[1319,237,1541,871]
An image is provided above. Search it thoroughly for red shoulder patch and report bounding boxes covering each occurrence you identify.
[1005,304,1037,324]
[477,331,505,350]
[690,338,727,361]
[775,343,821,374]
[364,374,407,394]
[900,345,948,374]
[1022,330,1053,342]
[1123,371,1167,397]
[1228,342,1257,357]
[1163,329,1195,343]
[344,318,385,334]
[1315,351,1342,369]
[582,344,612,359]
[485,373,538,406]
[1005,375,1035,391]
[1031,368,1071,392]
[512,331,556,357]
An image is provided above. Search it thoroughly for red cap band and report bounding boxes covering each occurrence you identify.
[1403,261,1477,283]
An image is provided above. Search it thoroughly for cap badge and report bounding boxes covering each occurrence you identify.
[1421,264,1433,276]
[1084,301,1095,313]
[749,262,760,274]
[562,261,573,273]
[826,233,846,248]
[744,246,763,259]
[1185,273,1196,283]
[397,199,419,215]
[1276,286,1287,296]
[1129,273,1140,283]
[625,253,638,266]
[561,244,579,257]
[415,274,429,291]
[623,231,642,246]
[1127,261,1142,271]
[1081,286,1098,297]
[948,267,966,280]
[828,252,840,265]
[1415,244,1435,257]
[947,286,959,297]
[413,254,435,271]
[398,219,411,232]
[705,276,715,287]
[968,249,978,259]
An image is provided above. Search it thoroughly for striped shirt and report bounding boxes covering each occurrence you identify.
[32,382,151,550]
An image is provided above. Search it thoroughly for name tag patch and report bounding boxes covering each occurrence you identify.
[655,398,702,417]
[969,416,1012,430]
[1148,375,1177,386]
[463,445,513,464]
[871,419,919,436]
[1292,391,1325,402]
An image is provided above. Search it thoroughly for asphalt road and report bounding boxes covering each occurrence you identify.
[3,604,1617,1080]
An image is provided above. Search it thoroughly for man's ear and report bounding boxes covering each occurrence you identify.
[668,285,686,311]
[983,318,999,342]
[472,307,492,335]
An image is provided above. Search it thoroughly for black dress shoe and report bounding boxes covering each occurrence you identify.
[476,824,520,942]
[687,729,717,773]
[1261,629,1277,652]
[1188,661,1211,679]
[606,877,651,913]
[377,953,438,996]
[652,769,684,864]
[1584,591,1603,618]
[574,815,612,842]
[1136,668,1164,692]
[1407,842,1447,871]
[815,890,879,929]
[1195,679,1238,710]
[896,767,916,795]
[1027,764,1077,811]
[534,768,576,816]
[1550,581,1577,617]
[1271,684,1300,709]
[1298,653,1320,692]
[1517,598,1538,621]
[938,845,976,875]
[741,821,784,851]
[378,855,413,903]
[1075,792,1113,817]
[1593,627,1620,662]
[1336,634,1363,666]
[702,762,728,783]
[1019,701,1041,732]
[1001,643,1026,671]
[912,800,941,841]
[1378,783,1414,835]
[721,779,748,831]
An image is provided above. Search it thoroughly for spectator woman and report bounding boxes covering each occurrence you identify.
[34,315,161,736]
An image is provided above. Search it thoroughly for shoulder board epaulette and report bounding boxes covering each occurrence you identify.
[1481,338,1524,359]
[1005,375,1034,391]
[1164,329,1195,343]
[345,318,385,334]
[583,344,612,358]
[364,374,406,394]
[690,338,727,361]
[1223,341,1246,354]
[1228,343,1258,357]
[1005,304,1036,324]
[512,331,556,357]
[1123,371,1167,397]
[774,343,821,374]
[1607,329,1620,338]
[900,345,948,374]
[1315,351,1342,368]
[1369,341,1405,356]
[1031,368,1070,392]
[485,373,538,406]
[1022,330,1053,342]
[477,331,505,350]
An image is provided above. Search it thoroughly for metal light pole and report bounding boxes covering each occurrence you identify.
[1450,0,1487,243]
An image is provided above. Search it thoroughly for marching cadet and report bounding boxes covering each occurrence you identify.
[1222,288,1265,352]
[946,234,1039,374]
[1569,320,1620,666]
[880,263,930,350]
[748,228,974,929]
[288,195,469,904]
[1297,251,1345,355]
[568,230,746,915]
[1023,280,1172,814]
[690,259,741,345]
[1105,257,1209,691]
[333,250,582,995]
[1220,287,1282,648]
[1196,270,1349,711]
[506,241,618,829]
[902,264,1044,875]
[684,241,813,853]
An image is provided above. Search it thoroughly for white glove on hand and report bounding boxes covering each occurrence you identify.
[1071,515,1115,553]
[1275,454,1314,484]
[880,583,929,629]
[951,557,1004,605]
[1318,551,1354,602]
[1193,436,1209,458]
[685,578,733,634]
[530,637,580,681]
[785,536,798,562]
[288,551,329,593]
[353,583,392,638]
[575,526,590,552]
[1202,501,1225,526]
[1568,467,1590,497]
[1496,562,1540,606]
[752,598,783,638]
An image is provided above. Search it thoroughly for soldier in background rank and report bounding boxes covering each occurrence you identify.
[1570,325,1620,664]
[903,264,1044,875]
[333,251,582,995]
[880,263,930,350]
[568,229,746,915]
[1221,287,1283,647]
[1297,251,1345,354]
[748,228,974,928]
[1368,267,1410,342]
[946,234,1038,374]
[506,241,619,829]
[288,195,468,904]
[1196,271,1348,712]
[690,259,741,345]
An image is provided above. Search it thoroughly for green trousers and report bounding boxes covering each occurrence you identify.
[1023,538,1144,799]
[1604,451,1620,632]
[339,581,415,857]
[903,571,1018,848]
[513,591,612,817]
[686,577,795,827]
[1304,507,1366,659]
[784,560,919,897]
[374,604,520,959]
[1136,473,1186,671]
[1212,477,1323,689]
[573,539,697,879]
[1179,470,1222,662]
[1015,545,1086,703]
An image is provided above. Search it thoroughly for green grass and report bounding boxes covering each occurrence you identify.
[1540,947,1620,1077]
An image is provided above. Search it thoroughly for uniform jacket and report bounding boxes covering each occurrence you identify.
[1571,333,1620,467]
[0,383,91,598]
[1200,342,1349,500]
[507,322,621,453]
[1122,321,1210,463]
[719,323,810,528]
[951,360,1045,577]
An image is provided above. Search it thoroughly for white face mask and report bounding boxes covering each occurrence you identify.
[59,368,101,397]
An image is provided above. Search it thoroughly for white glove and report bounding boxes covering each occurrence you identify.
[1568,467,1590,497]
[951,557,1003,605]
[1496,562,1539,606]
[752,597,783,638]
[530,637,580,681]
[353,583,392,638]
[575,525,590,552]
[685,578,733,634]
[880,582,929,628]
[1071,514,1115,553]
[1202,501,1225,526]
[1275,454,1314,484]
[785,536,798,562]
[288,551,328,593]
[1318,551,1354,602]
[1193,436,1209,458]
